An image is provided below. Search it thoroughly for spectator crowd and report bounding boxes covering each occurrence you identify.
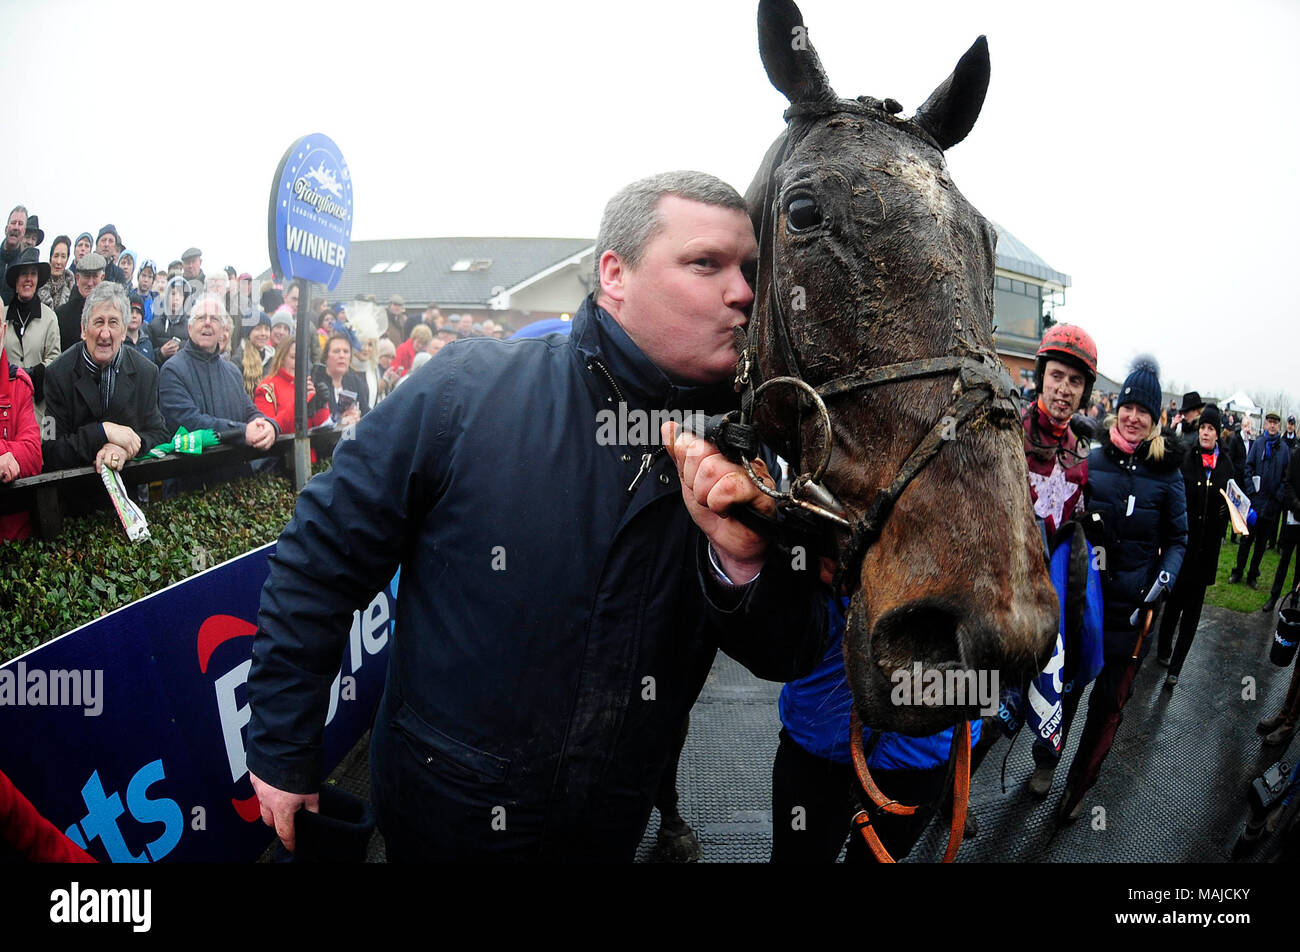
[0,204,515,541]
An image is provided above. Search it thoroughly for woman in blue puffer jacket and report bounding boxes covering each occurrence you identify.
[1057,356,1187,823]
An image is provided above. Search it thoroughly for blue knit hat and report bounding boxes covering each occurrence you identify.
[1118,355,1162,419]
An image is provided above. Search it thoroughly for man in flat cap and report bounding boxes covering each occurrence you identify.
[1231,409,1291,587]
[56,253,106,352]
[182,247,205,296]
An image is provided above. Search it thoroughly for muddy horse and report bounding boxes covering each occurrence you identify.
[714,0,1060,856]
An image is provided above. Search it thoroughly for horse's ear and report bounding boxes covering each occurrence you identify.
[912,36,990,151]
[758,0,835,104]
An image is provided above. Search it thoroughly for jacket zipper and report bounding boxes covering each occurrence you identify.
[587,358,667,494]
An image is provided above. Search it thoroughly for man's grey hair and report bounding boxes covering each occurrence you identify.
[188,292,232,329]
[81,281,130,331]
[593,171,747,287]
[8,205,27,220]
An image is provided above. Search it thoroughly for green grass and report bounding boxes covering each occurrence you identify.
[1203,531,1300,613]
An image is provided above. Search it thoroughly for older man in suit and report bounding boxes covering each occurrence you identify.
[41,282,170,473]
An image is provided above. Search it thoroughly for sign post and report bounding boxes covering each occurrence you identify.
[267,134,353,491]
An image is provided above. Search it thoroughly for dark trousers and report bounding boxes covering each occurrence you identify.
[1236,514,1280,582]
[1270,528,1300,598]
[1063,646,1145,801]
[1156,579,1210,677]
[770,728,948,862]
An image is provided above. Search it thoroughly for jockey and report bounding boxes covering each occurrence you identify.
[1010,324,1107,798]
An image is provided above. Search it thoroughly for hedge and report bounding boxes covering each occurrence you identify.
[0,464,328,662]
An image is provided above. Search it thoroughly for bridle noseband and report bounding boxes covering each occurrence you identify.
[727,96,1020,592]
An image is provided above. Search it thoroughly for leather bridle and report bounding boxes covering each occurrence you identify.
[729,96,1021,592]
[726,97,1017,862]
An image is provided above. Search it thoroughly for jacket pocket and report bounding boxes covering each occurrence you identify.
[392,702,510,785]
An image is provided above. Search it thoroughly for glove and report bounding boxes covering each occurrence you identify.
[1129,570,1171,627]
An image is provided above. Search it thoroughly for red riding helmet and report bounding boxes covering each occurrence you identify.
[1035,323,1098,408]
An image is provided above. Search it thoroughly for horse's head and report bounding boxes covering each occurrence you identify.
[748,0,1057,735]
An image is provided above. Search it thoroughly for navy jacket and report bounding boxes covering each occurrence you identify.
[1245,434,1291,519]
[245,296,828,858]
[157,339,272,436]
[1086,431,1188,640]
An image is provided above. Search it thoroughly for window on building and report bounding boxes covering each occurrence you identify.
[369,261,391,274]
[994,278,1043,340]
[386,261,408,273]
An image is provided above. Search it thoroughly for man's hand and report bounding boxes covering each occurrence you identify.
[249,771,318,854]
[245,418,277,450]
[0,452,19,483]
[101,422,142,459]
[94,442,133,474]
[662,421,773,581]
[161,338,180,358]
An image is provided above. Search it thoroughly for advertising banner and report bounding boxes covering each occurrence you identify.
[0,543,392,862]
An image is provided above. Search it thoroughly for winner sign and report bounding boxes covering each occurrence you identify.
[269,133,353,290]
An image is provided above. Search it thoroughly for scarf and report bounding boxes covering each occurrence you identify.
[80,341,123,416]
[1036,397,1069,438]
[1201,446,1218,475]
[5,294,38,340]
[1264,433,1280,460]
[1109,425,1139,455]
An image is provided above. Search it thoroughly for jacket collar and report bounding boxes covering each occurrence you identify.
[182,338,220,363]
[568,294,735,412]
[72,342,136,414]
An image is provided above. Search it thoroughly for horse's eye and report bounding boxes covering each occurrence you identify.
[786,196,822,233]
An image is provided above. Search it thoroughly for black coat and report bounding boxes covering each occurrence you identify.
[1224,431,1247,479]
[1280,453,1300,543]
[1178,443,1234,587]
[1086,430,1189,638]
[41,343,171,471]
[55,288,88,353]
[310,364,370,418]
[148,312,189,366]
[246,297,828,858]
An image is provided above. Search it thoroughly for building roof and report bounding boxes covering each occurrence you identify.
[258,236,595,307]
[992,222,1071,287]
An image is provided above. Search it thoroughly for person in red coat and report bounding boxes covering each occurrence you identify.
[254,338,330,442]
[1,307,43,541]
[390,323,432,380]
[0,768,96,862]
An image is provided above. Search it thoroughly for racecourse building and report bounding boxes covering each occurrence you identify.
[989,222,1072,390]
[266,223,1069,356]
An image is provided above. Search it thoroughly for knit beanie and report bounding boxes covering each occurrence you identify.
[1199,403,1222,433]
[1117,355,1161,419]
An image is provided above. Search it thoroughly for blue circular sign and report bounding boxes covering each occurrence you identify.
[268,133,353,290]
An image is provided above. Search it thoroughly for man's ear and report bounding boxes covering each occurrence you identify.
[598,249,628,307]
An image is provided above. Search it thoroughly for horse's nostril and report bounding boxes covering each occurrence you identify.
[870,604,964,675]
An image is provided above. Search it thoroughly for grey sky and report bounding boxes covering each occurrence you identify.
[4,0,1296,400]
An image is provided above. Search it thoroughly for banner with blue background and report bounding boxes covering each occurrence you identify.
[0,543,392,862]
